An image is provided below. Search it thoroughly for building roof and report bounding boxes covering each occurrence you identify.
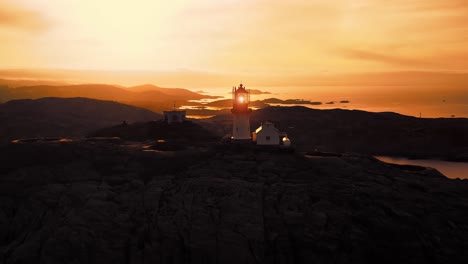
[255,122,279,134]
[235,83,248,93]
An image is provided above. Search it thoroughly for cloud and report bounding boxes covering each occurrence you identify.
[339,48,431,67]
[0,1,49,31]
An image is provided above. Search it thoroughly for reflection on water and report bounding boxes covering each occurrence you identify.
[376,156,468,179]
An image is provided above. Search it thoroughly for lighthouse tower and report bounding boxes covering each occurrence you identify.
[231,84,252,140]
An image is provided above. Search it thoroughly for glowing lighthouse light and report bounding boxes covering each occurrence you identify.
[231,83,252,140]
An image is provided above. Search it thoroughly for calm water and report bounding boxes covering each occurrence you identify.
[376,156,468,179]
[193,85,468,118]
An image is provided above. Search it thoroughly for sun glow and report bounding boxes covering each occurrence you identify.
[238,95,245,103]
[1,0,467,73]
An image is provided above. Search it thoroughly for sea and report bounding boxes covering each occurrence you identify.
[376,156,468,179]
[190,85,468,118]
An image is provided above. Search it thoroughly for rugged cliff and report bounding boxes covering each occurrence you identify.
[1,141,467,264]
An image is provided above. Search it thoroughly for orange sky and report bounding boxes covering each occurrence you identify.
[1,0,468,75]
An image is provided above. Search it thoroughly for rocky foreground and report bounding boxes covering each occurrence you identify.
[1,141,468,264]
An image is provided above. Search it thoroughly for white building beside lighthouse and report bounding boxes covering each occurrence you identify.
[252,122,292,147]
[252,122,280,145]
[231,84,252,140]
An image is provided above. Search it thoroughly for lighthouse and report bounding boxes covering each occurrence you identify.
[231,84,252,140]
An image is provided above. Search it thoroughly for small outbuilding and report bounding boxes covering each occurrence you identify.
[252,121,291,148]
[163,110,186,124]
[253,122,280,145]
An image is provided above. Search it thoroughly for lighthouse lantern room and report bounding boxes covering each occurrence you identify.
[231,84,252,140]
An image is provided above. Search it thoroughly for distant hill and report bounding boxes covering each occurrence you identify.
[3,84,134,102]
[0,80,217,105]
[128,84,219,100]
[0,97,161,142]
[208,106,468,160]
[1,84,212,102]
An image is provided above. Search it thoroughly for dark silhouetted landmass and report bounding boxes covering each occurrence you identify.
[0,97,161,142]
[0,83,217,103]
[208,106,468,161]
[0,80,218,108]
[262,98,322,105]
[0,141,467,263]
[0,80,224,117]
[89,120,220,142]
[2,84,137,102]
[127,84,221,100]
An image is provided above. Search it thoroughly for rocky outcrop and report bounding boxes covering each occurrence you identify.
[0,97,162,143]
[1,142,468,264]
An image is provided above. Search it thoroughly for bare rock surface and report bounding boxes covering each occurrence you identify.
[1,142,468,264]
